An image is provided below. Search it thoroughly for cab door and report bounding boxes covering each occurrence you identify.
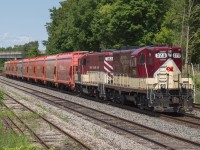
[137,53,147,78]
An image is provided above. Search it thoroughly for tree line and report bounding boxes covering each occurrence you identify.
[44,0,199,64]
[0,41,41,58]
[0,0,199,64]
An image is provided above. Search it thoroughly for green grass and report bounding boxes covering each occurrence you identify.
[18,112,40,120]
[0,90,42,150]
[0,115,42,150]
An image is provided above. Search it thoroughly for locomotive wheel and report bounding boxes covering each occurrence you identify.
[58,84,64,90]
[95,90,99,99]
[114,93,125,104]
[120,95,125,105]
[137,95,145,110]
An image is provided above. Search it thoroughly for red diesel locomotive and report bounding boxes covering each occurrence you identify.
[4,46,194,113]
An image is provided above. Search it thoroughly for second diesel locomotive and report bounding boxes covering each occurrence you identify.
[75,46,194,112]
[4,46,194,113]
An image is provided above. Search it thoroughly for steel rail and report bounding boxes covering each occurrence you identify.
[193,103,200,109]
[2,117,18,135]
[3,103,50,149]
[159,113,200,128]
[5,116,24,134]
[5,93,92,150]
[1,79,200,149]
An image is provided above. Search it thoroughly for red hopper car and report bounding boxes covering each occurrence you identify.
[35,56,46,83]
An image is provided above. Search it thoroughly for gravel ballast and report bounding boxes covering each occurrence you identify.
[1,77,200,147]
[1,79,152,150]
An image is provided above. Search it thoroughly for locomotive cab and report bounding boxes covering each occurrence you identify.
[75,52,113,98]
[105,46,194,113]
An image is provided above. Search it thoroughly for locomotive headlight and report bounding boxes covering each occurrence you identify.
[168,50,172,58]
[182,83,186,89]
[160,84,166,89]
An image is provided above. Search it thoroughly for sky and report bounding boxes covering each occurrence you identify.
[0,1,61,50]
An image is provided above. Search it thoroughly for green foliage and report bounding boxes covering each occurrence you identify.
[0,131,36,150]
[154,0,184,45]
[18,112,40,120]
[23,41,41,58]
[0,114,41,149]
[154,0,200,64]
[45,0,170,54]
[0,41,41,58]
[44,0,200,64]
[190,3,200,63]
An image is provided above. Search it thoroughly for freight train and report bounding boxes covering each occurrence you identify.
[4,46,194,113]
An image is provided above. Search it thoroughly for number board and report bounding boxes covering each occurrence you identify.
[173,53,181,58]
[155,53,167,58]
[155,52,181,58]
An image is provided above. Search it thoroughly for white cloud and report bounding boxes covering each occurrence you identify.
[0,33,33,48]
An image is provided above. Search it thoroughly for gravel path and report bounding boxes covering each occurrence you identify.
[1,77,200,148]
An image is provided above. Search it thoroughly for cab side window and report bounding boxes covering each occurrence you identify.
[148,53,153,65]
[130,57,136,67]
[139,54,145,64]
[83,59,86,66]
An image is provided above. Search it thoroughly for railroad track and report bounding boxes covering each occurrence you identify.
[1,79,200,149]
[2,115,24,135]
[2,102,50,149]
[2,93,91,150]
[193,103,200,110]
[159,113,200,129]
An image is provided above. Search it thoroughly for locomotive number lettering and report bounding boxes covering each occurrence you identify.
[173,53,181,58]
[89,66,99,69]
[155,53,167,58]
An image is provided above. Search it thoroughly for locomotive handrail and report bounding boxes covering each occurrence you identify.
[144,63,149,99]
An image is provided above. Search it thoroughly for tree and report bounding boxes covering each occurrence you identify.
[92,0,170,49]
[185,0,200,64]
[22,41,40,58]
[154,0,185,46]
[154,0,200,64]
[45,0,170,53]
[45,0,99,54]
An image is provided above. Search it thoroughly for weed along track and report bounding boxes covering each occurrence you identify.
[1,79,200,149]
[3,103,50,149]
[3,94,91,150]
